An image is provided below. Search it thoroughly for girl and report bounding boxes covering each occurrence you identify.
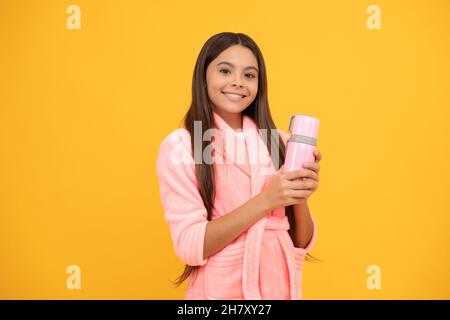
[156,32,322,300]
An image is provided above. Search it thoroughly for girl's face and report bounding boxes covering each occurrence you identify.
[206,45,259,116]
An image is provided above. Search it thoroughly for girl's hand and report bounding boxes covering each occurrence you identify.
[261,149,322,211]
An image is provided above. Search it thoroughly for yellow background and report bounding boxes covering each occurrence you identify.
[1,0,449,299]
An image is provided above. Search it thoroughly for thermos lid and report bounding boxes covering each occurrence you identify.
[288,114,319,139]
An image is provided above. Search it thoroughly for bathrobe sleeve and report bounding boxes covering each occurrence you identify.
[278,129,317,253]
[156,129,209,266]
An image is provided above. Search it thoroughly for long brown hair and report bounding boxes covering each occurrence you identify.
[173,32,320,288]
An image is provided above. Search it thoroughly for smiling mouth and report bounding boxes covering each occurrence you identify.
[221,91,247,98]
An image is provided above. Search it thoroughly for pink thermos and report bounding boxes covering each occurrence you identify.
[284,114,320,173]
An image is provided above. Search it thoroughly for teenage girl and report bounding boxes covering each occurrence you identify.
[156,32,322,300]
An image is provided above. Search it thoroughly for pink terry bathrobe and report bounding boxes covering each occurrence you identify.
[156,111,317,300]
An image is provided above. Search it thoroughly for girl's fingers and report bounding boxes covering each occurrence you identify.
[284,169,317,181]
[314,149,322,161]
[303,162,320,173]
[286,178,317,190]
[302,150,322,172]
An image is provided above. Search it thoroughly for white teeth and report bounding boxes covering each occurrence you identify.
[223,92,244,98]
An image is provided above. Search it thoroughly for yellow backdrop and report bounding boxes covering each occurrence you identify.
[1,0,449,299]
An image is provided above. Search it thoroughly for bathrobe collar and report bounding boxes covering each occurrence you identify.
[211,111,252,178]
[211,110,277,189]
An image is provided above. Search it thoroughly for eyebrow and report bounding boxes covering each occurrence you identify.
[216,61,259,73]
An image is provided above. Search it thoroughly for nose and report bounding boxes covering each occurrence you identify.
[231,75,244,88]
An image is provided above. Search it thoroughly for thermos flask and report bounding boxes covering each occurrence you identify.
[284,114,320,173]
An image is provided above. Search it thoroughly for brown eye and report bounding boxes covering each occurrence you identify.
[246,73,256,79]
[220,69,230,74]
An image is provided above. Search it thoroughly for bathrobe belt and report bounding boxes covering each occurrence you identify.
[242,215,299,300]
